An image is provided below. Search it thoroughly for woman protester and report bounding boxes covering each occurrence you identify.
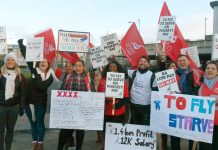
[18,39,58,150]
[57,60,90,150]
[0,52,25,150]
[97,60,129,150]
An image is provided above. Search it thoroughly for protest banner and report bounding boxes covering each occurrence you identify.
[49,90,105,130]
[90,46,108,68]
[101,33,122,57]
[0,26,7,54]
[58,30,90,53]
[150,91,215,143]
[157,16,176,41]
[212,33,218,59]
[155,69,179,92]
[180,46,201,67]
[105,122,156,150]
[25,37,44,62]
[105,72,125,99]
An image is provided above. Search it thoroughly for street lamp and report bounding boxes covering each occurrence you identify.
[205,17,207,39]
[128,19,141,33]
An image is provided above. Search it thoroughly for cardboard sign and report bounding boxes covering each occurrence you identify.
[150,91,215,143]
[106,72,125,98]
[157,16,176,41]
[212,33,218,59]
[0,26,7,54]
[25,37,44,62]
[155,69,179,92]
[90,46,108,68]
[50,90,105,130]
[101,33,122,57]
[58,30,90,53]
[105,123,156,150]
[180,46,201,67]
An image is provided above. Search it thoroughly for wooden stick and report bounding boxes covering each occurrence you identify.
[162,41,166,52]
[192,141,198,150]
[112,97,115,115]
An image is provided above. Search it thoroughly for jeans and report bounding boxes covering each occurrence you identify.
[25,104,46,142]
[0,105,19,150]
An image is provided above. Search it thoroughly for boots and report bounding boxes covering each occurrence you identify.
[32,142,38,150]
[36,143,43,150]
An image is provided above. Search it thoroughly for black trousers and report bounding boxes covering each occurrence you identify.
[130,103,150,125]
[199,125,218,150]
[170,136,196,150]
[57,129,84,150]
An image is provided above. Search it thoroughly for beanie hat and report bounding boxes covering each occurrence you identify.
[4,52,18,64]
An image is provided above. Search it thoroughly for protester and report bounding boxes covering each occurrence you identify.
[198,60,218,150]
[171,54,202,150]
[18,39,57,150]
[97,60,129,150]
[167,61,177,71]
[0,52,25,150]
[128,56,157,125]
[57,60,90,150]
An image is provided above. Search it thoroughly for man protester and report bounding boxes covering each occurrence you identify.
[171,54,202,150]
[128,56,157,125]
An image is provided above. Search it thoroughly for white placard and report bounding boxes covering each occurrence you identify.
[155,69,179,93]
[0,26,7,54]
[157,16,176,41]
[105,123,156,150]
[90,46,108,68]
[212,33,218,59]
[25,37,44,62]
[180,46,201,67]
[50,90,105,130]
[101,33,122,57]
[58,30,90,53]
[106,72,125,98]
[150,91,215,143]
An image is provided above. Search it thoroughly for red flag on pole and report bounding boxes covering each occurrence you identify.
[120,23,148,67]
[159,2,201,71]
[34,28,56,65]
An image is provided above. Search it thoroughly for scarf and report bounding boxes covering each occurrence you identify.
[35,68,59,82]
[204,76,218,89]
[138,68,148,74]
[2,69,16,100]
[176,67,191,92]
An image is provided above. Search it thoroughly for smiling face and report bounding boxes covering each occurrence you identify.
[177,56,190,69]
[168,62,177,71]
[75,60,84,74]
[138,57,149,70]
[205,63,218,79]
[65,62,74,74]
[39,59,49,72]
[6,57,16,69]
[109,63,118,72]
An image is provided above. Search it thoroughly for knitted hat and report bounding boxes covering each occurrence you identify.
[4,52,18,64]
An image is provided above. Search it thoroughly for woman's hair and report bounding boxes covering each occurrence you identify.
[101,60,125,78]
[205,60,218,71]
[75,60,85,66]
[167,61,177,69]
[36,59,51,75]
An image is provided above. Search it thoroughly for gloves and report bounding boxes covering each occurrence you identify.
[18,39,23,45]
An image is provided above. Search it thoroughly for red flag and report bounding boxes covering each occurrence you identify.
[120,23,148,67]
[159,2,200,70]
[34,28,56,65]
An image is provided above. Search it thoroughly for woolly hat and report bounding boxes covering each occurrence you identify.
[4,52,18,64]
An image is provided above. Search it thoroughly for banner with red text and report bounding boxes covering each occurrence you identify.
[150,91,215,143]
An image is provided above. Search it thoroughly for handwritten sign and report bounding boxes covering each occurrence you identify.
[101,33,122,57]
[0,26,7,54]
[58,30,90,53]
[155,69,179,92]
[105,122,156,150]
[157,16,176,41]
[212,33,218,59]
[25,37,44,62]
[49,90,105,130]
[106,72,124,98]
[89,46,108,68]
[150,91,215,143]
[180,46,201,67]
